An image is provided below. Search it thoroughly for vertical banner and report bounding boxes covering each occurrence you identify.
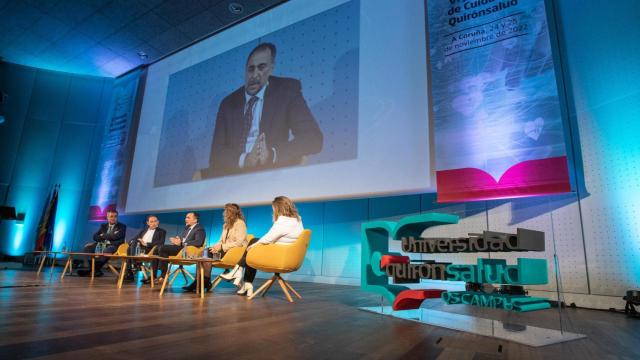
[88,71,141,220]
[428,0,572,202]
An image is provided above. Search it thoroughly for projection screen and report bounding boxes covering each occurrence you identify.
[126,0,433,213]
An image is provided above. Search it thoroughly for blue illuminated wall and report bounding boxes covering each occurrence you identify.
[553,0,640,297]
[0,62,114,256]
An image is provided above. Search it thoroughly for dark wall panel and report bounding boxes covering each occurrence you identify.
[11,120,61,188]
[49,123,96,191]
[27,70,70,123]
[0,63,36,184]
[64,76,108,125]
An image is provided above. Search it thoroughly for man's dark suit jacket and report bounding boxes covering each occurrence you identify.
[180,223,206,247]
[128,227,167,249]
[202,76,323,178]
[92,222,127,247]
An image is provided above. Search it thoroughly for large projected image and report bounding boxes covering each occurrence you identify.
[128,0,432,212]
[154,3,358,187]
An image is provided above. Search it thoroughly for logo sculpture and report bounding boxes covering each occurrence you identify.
[361,213,551,312]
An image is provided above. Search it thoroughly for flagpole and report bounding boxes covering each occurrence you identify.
[48,184,60,253]
[47,185,55,253]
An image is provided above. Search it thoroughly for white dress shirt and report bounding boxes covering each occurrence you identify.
[257,216,304,245]
[141,228,156,245]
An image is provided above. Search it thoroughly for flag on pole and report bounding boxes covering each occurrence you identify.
[34,184,60,251]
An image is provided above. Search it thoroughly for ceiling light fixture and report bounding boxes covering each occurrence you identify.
[228,2,244,14]
[137,51,148,61]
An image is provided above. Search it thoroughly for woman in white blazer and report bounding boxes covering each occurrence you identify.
[221,196,303,297]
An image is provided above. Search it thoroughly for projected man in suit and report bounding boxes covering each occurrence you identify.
[156,212,206,281]
[78,209,127,277]
[199,42,323,178]
[124,215,167,282]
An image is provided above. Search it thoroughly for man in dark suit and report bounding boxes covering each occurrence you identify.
[156,212,206,281]
[78,209,126,277]
[199,42,323,178]
[124,215,167,282]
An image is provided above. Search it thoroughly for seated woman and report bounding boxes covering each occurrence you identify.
[182,203,247,292]
[222,196,303,297]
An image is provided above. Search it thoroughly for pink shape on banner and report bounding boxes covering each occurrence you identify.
[88,204,117,221]
[436,156,571,203]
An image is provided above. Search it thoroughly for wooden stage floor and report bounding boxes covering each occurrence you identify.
[0,268,638,359]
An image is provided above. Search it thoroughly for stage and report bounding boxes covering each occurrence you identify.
[1,268,638,359]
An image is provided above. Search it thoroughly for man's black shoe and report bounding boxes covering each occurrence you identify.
[204,278,213,292]
[141,278,151,284]
[182,281,197,292]
[77,269,90,277]
[78,269,103,277]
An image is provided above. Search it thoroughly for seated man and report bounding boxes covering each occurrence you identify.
[78,209,126,277]
[124,215,166,282]
[198,42,323,179]
[156,212,206,283]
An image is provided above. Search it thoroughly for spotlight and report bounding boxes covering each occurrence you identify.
[0,206,17,220]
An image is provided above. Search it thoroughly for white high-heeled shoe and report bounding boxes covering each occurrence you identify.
[237,282,254,297]
[232,267,245,286]
[220,265,241,280]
